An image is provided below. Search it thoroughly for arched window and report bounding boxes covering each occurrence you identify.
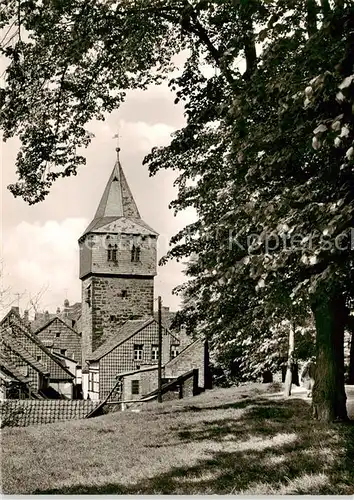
[112,244,117,261]
[108,244,118,262]
[131,244,141,262]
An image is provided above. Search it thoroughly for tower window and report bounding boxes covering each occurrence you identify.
[151,345,159,361]
[121,290,128,299]
[131,245,141,262]
[60,349,67,356]
[108,244,118,262]
[56,332,60,338]
[134,344,143,361]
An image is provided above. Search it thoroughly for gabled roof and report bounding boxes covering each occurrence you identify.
[164,339,203,369]
[30,302,82,331]
[1,308,74,381]
[0,353,30,384]
[2,330,49,375]
[80,160,158,238]
[88,317,156,362]
[33,315,81,338]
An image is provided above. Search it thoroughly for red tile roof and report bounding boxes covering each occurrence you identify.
[1,309,74,381]
[0,353,30,384]
[2,330,49,375]
[87,317,155,362]
[0,400,101,427]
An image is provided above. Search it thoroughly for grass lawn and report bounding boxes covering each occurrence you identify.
[1,383,354,495]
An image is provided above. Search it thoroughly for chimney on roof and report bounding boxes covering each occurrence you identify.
[44,310,49,321]
[23,310,29,324]
[64,299,70,317]
[56,307,61,314]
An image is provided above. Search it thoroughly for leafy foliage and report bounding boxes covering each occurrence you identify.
[1,1,354,395]
[147,1,354,378]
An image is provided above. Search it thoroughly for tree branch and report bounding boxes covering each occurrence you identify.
[320,0,331,20]
[306,0,318,37]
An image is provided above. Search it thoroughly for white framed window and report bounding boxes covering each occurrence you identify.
[89,372,99,393]
[151,345,159,361]
[93,372,99,393]
[131,380,139,395]
[134,344,143,361]
[171,345,179,359]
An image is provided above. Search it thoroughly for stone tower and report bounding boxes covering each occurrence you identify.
[79,152,158,365]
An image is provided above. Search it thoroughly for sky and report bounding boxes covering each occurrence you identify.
[1,79,196,318]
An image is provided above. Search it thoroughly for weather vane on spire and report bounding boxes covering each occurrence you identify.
[112,130,121,160]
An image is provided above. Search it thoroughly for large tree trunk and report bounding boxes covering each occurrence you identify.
[284,322,295,397]
[292,363,300,386]
[320,0,331,19]
[311,290,348,422]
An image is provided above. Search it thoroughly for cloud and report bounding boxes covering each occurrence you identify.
[87,117,175,153]
[119,120,175,151]
[1,218,88,315]
[1,216,186,317]
[1,82,192,316]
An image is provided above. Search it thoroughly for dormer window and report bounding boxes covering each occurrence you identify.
[108,244,118,262]
[131,245,141,262]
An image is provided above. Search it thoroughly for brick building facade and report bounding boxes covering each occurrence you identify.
[86,318,180,400]
[1,152,209,407]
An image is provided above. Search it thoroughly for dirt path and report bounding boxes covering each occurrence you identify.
[266,385,354,419]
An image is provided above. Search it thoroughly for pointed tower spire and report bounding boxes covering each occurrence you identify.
[94,158,140,219]
[80,150,157,239]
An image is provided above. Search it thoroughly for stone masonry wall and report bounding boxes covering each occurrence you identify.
[91,276,154,353]
[164,340,206,388]
[80,277,94,370]
[81,233,157,278]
